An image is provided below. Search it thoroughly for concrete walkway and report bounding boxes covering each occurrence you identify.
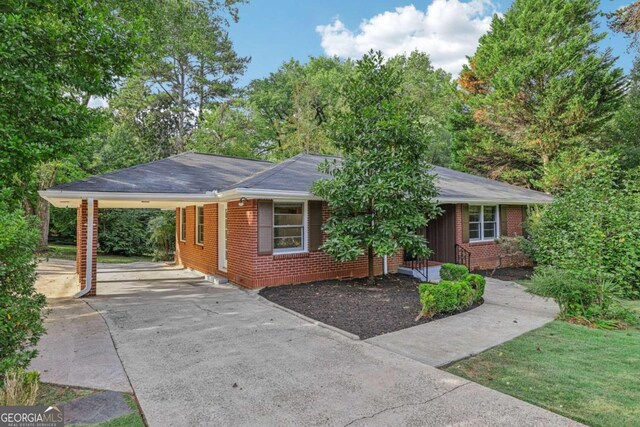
[366,278,559,367]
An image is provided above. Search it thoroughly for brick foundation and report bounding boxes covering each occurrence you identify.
[76,199,98,296]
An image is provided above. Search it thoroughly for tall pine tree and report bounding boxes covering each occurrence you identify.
[453,0,626,190]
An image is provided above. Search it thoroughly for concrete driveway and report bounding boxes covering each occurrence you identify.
[35,261,579,426]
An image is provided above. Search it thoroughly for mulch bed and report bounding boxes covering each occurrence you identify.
[259,274,482,339]
[476,267,533,282]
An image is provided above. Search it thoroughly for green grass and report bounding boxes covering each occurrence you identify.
[446,320,640,426]
[46,244,152,264]
[36,384,145,427]
[35,383,93,406]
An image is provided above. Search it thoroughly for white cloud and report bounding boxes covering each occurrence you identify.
[316,0,497,75]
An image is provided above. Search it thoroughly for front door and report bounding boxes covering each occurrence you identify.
[218,203,227,271]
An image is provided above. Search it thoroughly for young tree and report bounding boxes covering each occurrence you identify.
[453,0,626,191]
[313,51,441,285]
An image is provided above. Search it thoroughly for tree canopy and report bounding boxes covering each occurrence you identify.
[453,0,626,190]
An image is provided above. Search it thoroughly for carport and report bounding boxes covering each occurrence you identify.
[39,152,273,296]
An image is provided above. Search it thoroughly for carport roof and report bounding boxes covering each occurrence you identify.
[49,152,273,194]
[41,152,552,207]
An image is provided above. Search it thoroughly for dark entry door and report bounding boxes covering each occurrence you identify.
[425,204,456,263]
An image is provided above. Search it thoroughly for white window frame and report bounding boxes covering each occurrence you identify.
[195,206,204,246]
[179,208,187,242]
[469,205,500,242]
[273,200,308,254]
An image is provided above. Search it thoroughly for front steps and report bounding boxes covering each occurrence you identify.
[398,264,441,282]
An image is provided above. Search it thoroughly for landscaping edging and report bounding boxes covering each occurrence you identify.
[255,294,361,340]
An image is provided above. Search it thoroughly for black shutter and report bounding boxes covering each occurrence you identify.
[308,201,323,251]
[257,200,273,255]
[500,205,509,237]
[461,204,470,243]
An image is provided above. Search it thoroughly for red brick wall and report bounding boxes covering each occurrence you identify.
[225,199,402,288]
[76,199,98,296]
[175,204,221,275]
[454,204,527,270]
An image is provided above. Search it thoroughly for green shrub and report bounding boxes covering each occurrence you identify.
[0,199,47,375]
[526,170,640,297]
[440,263,469,281]
[419,280,474,318]
[465,273,486,302]
[147,211,175,261]
[528,266,637,327]
[98,209,155,256]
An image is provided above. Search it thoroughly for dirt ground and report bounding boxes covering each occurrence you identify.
[260,274,481,339]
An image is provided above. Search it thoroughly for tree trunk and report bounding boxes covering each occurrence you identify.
[367,245,375,285]
[36,163,58,250]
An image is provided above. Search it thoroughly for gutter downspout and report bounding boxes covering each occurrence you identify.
[383,255,388,275]
[75,198,94,298]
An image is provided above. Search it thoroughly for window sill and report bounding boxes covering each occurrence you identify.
[272,251,309,260]
[468,239,497,246]
[195,243,204,247]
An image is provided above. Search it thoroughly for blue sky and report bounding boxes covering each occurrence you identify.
[228,0,635,86]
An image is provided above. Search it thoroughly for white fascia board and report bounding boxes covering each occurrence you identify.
[216,188,324,202]
[39,190,217,208]
[436,197,553,205]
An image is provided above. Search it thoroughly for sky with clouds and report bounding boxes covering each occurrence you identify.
[228,0,634,86]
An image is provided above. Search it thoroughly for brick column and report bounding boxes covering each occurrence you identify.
[76,199,98,296]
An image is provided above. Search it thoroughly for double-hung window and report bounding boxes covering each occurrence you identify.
[273,202,304,252]
[179,208,187,241]
[469,205,498,241]
[195,206,204,245]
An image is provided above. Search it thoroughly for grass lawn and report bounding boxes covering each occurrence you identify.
[446,320,640,426]
[47,243,152,264]
[36,384,144,427]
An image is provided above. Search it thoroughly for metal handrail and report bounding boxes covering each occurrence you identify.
[455,244,472,271]
[405,257,429,281]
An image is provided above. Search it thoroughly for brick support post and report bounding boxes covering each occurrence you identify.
[76,199,98,296]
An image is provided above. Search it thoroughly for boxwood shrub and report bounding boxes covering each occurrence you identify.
[440,263,469,281]
[418,272,486,318]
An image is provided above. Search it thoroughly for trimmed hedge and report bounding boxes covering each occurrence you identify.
[440,263,469,281]
[418,272,486,318]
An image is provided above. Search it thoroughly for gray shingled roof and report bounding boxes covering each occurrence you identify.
[230,153,552,204]
[49,152,273,194]
[47,151,552,204]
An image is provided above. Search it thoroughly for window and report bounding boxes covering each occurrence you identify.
[469,205,498,241]
[179,208,186,241]
[195,206,204,245]
[273,202,304,252]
